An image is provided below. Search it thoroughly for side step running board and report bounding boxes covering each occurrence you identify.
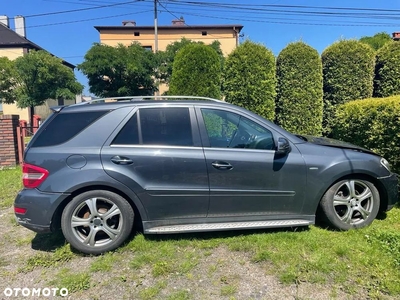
[146,220,312,234]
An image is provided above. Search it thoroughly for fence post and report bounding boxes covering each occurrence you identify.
[0,114,20,167]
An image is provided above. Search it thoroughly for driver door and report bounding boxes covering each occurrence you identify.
[196,107,306,218]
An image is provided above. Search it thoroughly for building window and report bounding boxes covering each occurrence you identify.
[134,32,140,36]
[202,31,207,36]
[142,46,152,51]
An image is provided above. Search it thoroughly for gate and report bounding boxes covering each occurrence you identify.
[16,124,39,164]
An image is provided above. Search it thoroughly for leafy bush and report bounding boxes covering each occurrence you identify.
[276,42,323,135]
[223,40,276,120]
[332,95,400,173]
[374,41,400,97]
[169,43,221,99]
[360,32,392,51]
[322,40,375,135]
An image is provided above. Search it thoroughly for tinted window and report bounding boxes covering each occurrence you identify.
[201,109,275,150]
[112,113,139,145]
[31,111,107,147]
[140,108,193,146]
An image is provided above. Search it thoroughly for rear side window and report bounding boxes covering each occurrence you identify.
[31,111,107,147]
[112,107,193,146]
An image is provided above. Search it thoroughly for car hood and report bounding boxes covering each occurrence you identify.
[300,135,377,155]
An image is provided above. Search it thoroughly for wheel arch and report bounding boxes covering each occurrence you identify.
[315,173,388,215]
[51,184,146,232]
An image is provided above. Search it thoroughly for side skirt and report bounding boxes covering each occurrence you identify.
[143,218,314,234]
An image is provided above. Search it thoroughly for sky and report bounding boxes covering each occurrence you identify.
[1,0,400,95]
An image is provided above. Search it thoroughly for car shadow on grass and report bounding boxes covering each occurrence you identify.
[31,229,66,252]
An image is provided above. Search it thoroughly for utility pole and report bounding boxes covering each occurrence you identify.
[154,0,158,52]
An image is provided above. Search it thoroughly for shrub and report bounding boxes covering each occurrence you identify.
[224,40,276,121]
[168,43,221,99]
[276,42,323,135]
[322,40,375,135]
[374,41,400,97]
[360,32,392,51]
[332,95,400,173]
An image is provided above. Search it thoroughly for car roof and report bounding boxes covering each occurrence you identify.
[55,96,237,113]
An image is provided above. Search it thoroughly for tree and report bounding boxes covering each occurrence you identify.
[322,40,375,135]
[360,32,392,51]
[276,42,323,135]
[156,38,223,85]
[374,41,400,97]
[168,43,222,98]
[0,57,18,104]
[0,50,83,125]
[224,40,276,120]
[78,43,157,97]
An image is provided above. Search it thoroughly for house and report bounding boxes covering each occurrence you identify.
[95,18,243,94]
[0,15,76,122]
[95,18,243,55]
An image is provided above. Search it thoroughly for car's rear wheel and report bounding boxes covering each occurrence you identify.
[319,179,380,230]
[61,190,134,254]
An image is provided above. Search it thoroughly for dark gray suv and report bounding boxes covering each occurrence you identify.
[14,96,398,254]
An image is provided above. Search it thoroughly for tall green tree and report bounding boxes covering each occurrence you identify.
[0,50,83,124]
[0,57,18,104]
[168,43,222,98]
[374,41,400,97]
[78,43,157,97]
[156,38,223,85]
[224,40,276,120]
[322,40,375,135]
[360,32,392,51]
[276,42,323,135]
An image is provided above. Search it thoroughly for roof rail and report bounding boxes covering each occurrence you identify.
[77,95,224,105]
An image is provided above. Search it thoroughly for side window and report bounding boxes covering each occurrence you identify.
[31,111,107,147]
[141,108,193,146]
[112,113,139,145]
[113,107,193,146]
[201,109,275,150]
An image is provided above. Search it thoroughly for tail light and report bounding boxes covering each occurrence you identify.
[14,207,27,215]
[22,163,49,189]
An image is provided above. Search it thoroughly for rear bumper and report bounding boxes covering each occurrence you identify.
[14,188,70,233]
[378,173,399,212]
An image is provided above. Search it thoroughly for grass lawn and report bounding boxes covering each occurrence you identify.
[0,167,399,299]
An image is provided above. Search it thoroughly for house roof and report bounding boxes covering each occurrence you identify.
[95,24,243,32]
[0,24,75,69]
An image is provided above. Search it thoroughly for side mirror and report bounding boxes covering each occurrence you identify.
[276,137,291,157]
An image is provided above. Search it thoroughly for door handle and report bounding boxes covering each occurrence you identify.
[111,156,133,165]
[211,161,233,170]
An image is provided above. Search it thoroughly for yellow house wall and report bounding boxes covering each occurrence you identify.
[99,28,238,56]
[0,47,30,120]
[0,48,24,60]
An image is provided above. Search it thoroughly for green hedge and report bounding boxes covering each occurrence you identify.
[322,40,375,135]
[332,95,400,173]
[276,42,323,135]
[224,40,276,121]
[374,41,400,97]
[169,43,221,98]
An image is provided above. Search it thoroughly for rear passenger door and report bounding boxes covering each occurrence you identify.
[101,106,210,220]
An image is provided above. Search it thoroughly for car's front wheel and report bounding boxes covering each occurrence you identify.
[319,179,380,230]
[61,190,134,254]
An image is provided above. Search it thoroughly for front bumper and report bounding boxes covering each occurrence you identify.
[14,188,70,233]
[377,173,399,212]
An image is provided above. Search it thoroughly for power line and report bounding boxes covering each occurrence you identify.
[23,0,144,18]
[25,10,151,29]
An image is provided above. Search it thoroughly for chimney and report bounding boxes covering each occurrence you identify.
[122,20,136,26]
[0,15,9,28]
[15,15,26,38]
[172,17,185,26]
[392,32,400,41]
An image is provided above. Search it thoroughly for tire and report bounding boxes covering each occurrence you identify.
[319,179,380,230]
[61,190,134,255]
